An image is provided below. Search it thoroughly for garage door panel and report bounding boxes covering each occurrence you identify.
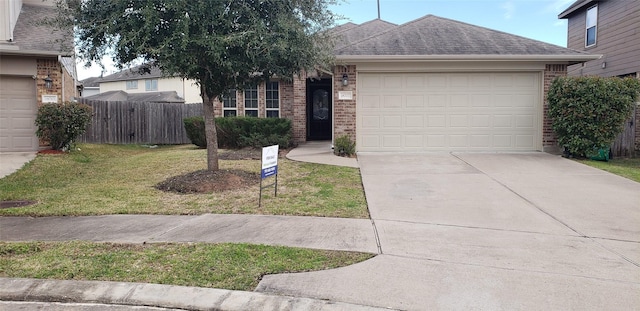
[357,72,541,152]
[0,76,38,152]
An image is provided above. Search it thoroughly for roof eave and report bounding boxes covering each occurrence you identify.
[0,48,73,57]
[558,0,597,19]
[335,54,602,64]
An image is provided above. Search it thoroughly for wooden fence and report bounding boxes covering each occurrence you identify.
[77,99,203,145]
[611,103,638,157]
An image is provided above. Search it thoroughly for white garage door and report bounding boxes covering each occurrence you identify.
[357,72,541,152]
[0,76,39,152]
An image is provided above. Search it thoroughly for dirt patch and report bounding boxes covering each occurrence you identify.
[1,200,37,209]
[155,169,259,194]
[38,149,66,155]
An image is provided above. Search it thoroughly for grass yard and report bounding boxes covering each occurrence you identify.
[578,157,640,183]
[0,144,368,218]
[0,241,374,291]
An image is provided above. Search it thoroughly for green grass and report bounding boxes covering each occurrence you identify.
[0,144,368,218]
[578,158,640,183]
[0,241,374,291]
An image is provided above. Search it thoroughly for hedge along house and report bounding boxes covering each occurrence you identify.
[212,14,599,153]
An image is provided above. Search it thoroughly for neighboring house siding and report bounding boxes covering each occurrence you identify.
[100,77,201,103]
[566,0,640,77]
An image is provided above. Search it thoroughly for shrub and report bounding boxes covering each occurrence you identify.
[183,116,207,148]
[334,135,356,157]
[547,76,640,157]
[183,116,293,149]
[35,101,92,151]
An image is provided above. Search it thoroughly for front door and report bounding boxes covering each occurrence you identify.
[307,79,332,140]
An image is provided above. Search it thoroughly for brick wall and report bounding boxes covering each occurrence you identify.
[542,64,567,153]
[333,65,357,142]
[291,73,307,143]
[62,66,77,101]
[636,103,640,151]
[36,58,63,106]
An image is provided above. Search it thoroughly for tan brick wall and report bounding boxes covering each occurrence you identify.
[36,58,63,106]
[292,73,307,143]
[542,64,567,152]
[62,66,77,101]
[333,65,357,142]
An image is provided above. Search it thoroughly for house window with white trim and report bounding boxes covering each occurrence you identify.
[244,85,258,117]
[266,81,279,118]
[145,79,158,91]
[126,80,138,90]
[585,5,597,47]
[222,89,237,117]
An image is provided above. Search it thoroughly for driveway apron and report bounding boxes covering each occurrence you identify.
[256,153,640,310]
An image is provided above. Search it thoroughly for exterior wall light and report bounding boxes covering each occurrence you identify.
[342,73,349,86]
[44,74,53,89]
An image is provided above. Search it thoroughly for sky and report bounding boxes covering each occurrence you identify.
[76,0,576,80]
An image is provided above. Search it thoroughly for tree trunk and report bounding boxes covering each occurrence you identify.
[202,93,219,171]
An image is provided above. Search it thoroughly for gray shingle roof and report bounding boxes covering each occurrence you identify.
[9,4,73,54]
[83,90,185,103]
[333,19,397,50]
[99,64,164,82]
[80,76,103,88]
[335,15,591,57]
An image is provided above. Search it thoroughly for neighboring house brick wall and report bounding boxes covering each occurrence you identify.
[333,65,357,142]
[542,64,568,152]
[36,58,63,106]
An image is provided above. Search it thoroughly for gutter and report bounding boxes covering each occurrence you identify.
[335,54,602,64]
[0,48,73,57]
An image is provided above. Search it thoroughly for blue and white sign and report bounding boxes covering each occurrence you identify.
[261,145,279,179]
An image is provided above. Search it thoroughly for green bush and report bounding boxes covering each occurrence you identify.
[547,76,640,157]
[183,116,293,149]
[35,101,92,151]
[183,116,207,148]
[334,134,356,157]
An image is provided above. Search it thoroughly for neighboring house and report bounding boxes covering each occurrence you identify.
[0,0,78,153]
[559,0,639,78]
[93,65,201,103]
[83,90,185,104]
[559,0,640,153]
[79,76,101,97]
[212,15,598,153]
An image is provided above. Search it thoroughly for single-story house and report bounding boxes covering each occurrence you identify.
[0,0,78,153]
[213,14,599,153]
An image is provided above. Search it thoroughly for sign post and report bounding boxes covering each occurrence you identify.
[259,145,279,207]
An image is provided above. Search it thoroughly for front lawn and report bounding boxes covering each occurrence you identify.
[0,241,374,291]
[0,144,368,218]
[578,157,640,183]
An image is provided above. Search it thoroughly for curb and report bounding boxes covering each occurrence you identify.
[0,278,393,311]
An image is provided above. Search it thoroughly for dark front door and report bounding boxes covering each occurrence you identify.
[307,79,332,140]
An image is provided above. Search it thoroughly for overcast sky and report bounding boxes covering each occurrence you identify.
[76,0,576,80]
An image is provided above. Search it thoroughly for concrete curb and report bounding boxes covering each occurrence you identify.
[0,278,393,311]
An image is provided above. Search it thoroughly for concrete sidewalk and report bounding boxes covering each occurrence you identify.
[0,152,36,179]
[286,141,358,168]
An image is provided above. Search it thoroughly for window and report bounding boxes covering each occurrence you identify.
[585,5,597,47]
[222,89,237,117]
[244,85,258,117]
[126,80,138,90]
[265,81,279,118]
[145,79,158,91]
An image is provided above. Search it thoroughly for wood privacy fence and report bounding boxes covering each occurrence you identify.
[611,103,638,157]
[77,99,203,145]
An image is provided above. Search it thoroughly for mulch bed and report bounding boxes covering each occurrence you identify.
[155,169,259,194]
[38,149,66,155]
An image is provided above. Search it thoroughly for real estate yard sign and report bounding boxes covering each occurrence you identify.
[259,145,279,207]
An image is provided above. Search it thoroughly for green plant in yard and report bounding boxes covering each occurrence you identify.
[183,116,207,148]
[547,76,640,157]
[334,135,356,157]
[35,101,92,151]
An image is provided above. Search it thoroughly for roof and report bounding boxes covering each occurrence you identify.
[0,4,73,56]
[558,0,600,19]
[80,76,103,88]
[333,15,598,63]
[83,90,185,103]
[60,56,77,81]
[99,65,164,83]
[332,19,397,49]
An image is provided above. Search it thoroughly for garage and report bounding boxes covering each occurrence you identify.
[0,76,39,152]
[357,72,541,152]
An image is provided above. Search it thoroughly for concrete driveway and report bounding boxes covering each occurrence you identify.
[257,153,640,310]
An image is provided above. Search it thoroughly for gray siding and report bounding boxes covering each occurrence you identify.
[566,0,640,77]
